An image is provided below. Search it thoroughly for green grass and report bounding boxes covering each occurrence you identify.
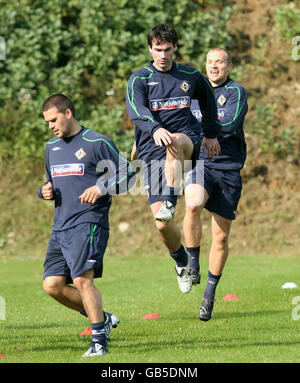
[0,253,300,363]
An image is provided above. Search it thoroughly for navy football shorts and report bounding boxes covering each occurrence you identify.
[140,132,200,205]
[43,223,109,283]
[185,166,242,220]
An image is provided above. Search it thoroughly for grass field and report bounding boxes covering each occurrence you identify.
[0,253,300,364]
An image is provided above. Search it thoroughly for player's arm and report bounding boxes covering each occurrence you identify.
[127,76,176,147]
[195,72,221,138]
[131,140,137,161]
[96,138,136,197]
[80,139,135,204]
[196,73,222,159]
[126,75,165,139]
[38,147,54,200]
[218,86,248,134]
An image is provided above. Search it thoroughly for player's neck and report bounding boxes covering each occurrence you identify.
[64,121,82,139]
[209,77,229,88]
[152,61,173,72]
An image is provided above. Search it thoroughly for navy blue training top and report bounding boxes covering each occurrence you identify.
[127,61,221,162]
[38,127,134,231]
[191,77,248,170]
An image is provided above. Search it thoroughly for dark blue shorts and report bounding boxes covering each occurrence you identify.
[141,134,200,205]
[204,168,242,220]
[185,166,242,220]
[43,223,109,284]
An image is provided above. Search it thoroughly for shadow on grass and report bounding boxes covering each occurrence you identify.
[3,322,76,330]
[214,309,290,319]
[164,308,290,321]
[115,336,300,353]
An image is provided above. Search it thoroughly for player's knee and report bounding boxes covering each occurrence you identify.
[185,204,202,216]
[73,273,93,292]
[185,184,207,209]
[169,133,193,158]
[213,230,229,249]
[73,277,85,292]
[155,220,169,234]
[173,133,184,145]
[43,278,63,298]
[167,134,184,152]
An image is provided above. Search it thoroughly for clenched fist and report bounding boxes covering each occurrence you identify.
[41,182,53,200]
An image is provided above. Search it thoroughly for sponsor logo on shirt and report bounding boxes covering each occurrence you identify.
[149,96,190,111]
[217,109,225,118]
[50,163,85,177]
[52,146,61,151]
[147,81,159,86]
[192,109,202,121]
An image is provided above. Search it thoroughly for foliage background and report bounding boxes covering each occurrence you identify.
[0,0,236,160]
[0,0,299,256]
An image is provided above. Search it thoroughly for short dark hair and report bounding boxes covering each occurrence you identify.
[147,24,178,47]
[42,94,76,118]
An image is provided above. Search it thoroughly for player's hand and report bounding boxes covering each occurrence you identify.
[131,141,137,161]
[201,137,221,160]
[79,186,101,205]
[153,128,175,147]
[41,182,53,200]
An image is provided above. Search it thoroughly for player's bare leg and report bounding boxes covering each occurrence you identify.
[183,184,209,246]
[165,133,194,184]
[155,133,194,222]
[73,269,108,357]
[43,273,119,340]
[151,200,193,293]
[73,269,104,324]
[151,200,181,251]
[43,275,84,312]
[209,213,232,275]
[183,184,209,285]
[199,213,232,322]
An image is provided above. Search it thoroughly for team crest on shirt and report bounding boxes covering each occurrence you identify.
[180,81,190,93]
[75,148,86,160]
[217,94,227,106]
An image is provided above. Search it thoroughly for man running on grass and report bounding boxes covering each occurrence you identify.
[38,94,134,357]
[185,48,248,320]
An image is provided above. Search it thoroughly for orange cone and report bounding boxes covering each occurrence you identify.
[79,328,92,335]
